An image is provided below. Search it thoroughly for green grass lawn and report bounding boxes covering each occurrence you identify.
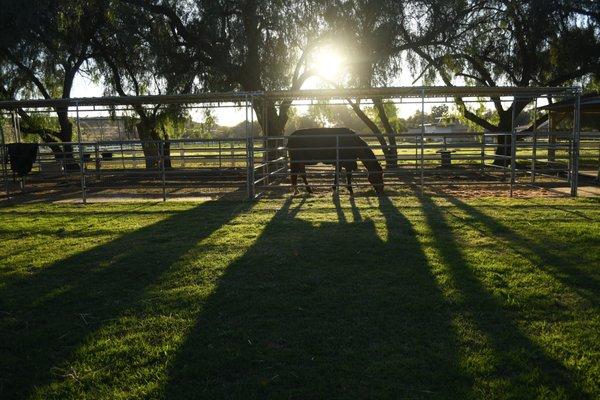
[0,195,599,399]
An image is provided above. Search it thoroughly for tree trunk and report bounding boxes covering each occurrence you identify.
[548,114,556,162]
[56,107,79,171]
[136,119,161,169]
[493,114,514,167]
[494,133,512,167]
[163,139,172,169]
[373,99,398,169]
[255,101,284,163]
[347,100,396,169]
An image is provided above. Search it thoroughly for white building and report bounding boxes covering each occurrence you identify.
[406,120,478,144]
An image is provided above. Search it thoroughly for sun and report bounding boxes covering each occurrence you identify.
[311,45,345,83]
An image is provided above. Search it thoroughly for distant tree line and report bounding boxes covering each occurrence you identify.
[1,0,598,168]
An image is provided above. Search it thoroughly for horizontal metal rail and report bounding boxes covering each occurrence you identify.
[0,86,578,110]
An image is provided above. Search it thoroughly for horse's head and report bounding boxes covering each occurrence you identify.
[368,170,384,195]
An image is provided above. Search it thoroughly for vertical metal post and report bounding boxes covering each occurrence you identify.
[509,96,517,197]
[414,133,418,170]
[218,140,222,169]
[12,111,18,143]
[531,97,538,184]
[132,116,138,169]
[245,96,253,200]
[263,97,269,187]
[597,140,600,182]
[335,134,340,192]
[11,111,25,191]
[76,103,86,204]
[14,110,22,143]
[547,112,552,170]
[120,141,126,169]
[0,115,9,199]
[567,114,572,184]
[250,97,255,198]
[160,141,167,201]
[94,142,100,180]
[420,88,425,195]
[480,131,486,172]
[15,110,24,192]
[180,141,185,168]
[548,113,556,163]
[118,118,126,169]
[571,90,581,197]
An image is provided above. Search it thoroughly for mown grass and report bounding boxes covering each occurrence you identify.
[0,194,598,399]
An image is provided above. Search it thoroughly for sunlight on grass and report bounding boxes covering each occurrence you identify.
[33,204,270,398]
[0,195,598,399]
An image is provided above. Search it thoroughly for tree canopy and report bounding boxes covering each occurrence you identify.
[0,0,108,144]
[0,0,598,166]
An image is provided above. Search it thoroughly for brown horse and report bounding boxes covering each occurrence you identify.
[287,128,384,195]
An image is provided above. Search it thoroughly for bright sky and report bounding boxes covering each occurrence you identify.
[69,50,440,127]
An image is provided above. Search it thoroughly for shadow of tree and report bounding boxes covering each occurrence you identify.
[162,196,471,399]
[0,195,253,399]
[418,194,590,398]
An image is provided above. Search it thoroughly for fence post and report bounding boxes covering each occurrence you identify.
[14,109,22,143]
[133,141,138,169]
[420,88,425,195]
[509,96,517,197]
[571,89,581,197]
[263,97,269,187]
[94,142,100,180]
[0,117,9,199]
[597,140,600,182]
[75,103,86,204]
[245,96,255,200]
[532,97,538,184]
[160,141,167,201]
[11,111,26,191]
[335,134,340,192]
[180,141,185,168]
[480,132,485,173]
[250,97,255,198]
[218,140,222,169]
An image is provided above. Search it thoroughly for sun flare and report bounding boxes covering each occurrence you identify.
[311,46,345,83]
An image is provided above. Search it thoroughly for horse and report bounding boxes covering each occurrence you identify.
[286,128,384,195]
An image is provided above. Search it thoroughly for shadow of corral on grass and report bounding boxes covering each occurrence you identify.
[161,196,472,399]
[441,194,600,307]
[1,194,597,399]
[418,194,592,398]
[0,195,253,399]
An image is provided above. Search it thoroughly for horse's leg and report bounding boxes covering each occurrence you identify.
[300,166,312,193]
[346,168,354,196]
[290,162,300,195]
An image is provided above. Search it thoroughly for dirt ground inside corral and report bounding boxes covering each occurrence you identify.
[2,182,597,204]
[0,167,597,204]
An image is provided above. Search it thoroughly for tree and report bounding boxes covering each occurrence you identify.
[92,1,194,168]
[410,0,600,165]
[431,104,449,120]
[0,0,107,165]
[125,0,323,142]
[315,0,474,168]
